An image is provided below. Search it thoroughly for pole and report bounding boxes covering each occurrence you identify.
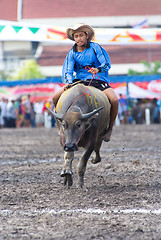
[17,0,23,21]
[145,108,150,125]
[0,41,4,74]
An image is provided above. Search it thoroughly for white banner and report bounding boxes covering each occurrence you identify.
[0,20,161,45]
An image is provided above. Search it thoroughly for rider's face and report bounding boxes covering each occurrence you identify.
[74,31,88,47]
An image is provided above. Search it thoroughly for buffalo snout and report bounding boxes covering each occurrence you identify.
[64,143,78,152]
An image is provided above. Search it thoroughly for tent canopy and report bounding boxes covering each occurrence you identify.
[0,20,161,45]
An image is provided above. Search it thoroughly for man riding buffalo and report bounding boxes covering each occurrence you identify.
[53,23,118,142]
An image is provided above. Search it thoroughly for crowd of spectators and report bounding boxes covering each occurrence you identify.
[117,95,161,125]
[0,95,56,128]
[0,94,160,129]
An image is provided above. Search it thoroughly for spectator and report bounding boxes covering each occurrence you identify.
[43,99,56,128]
[16,98,25,128]
[30,102,36,128]
[0,97,7,128]
[132,99,144,124]
[151,98,160,124]
[118,94,127,124]
[5,98,17,128]
[157,98,161,122]
[43,100,52,128]
[22,95,32,127]
[34,99,44,127]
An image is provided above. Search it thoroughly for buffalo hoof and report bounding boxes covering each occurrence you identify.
[60,169,72,177]
[78,176,84,188]
[61,169,73,188]
[63,174,73,188]
[91,156,101,164]
[78,182,83,188]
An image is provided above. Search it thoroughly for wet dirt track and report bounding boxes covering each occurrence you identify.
[0,125,161,240]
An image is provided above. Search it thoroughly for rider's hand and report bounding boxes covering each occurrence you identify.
[88,68,99,74]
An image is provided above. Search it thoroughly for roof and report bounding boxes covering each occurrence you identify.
[37,44,161,66]
[1,0,161,22]
[22,0,161,18]
[0,0,17,21]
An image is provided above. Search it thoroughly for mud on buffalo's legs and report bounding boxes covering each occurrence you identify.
[61,151,74,187]
[77,145,94,188]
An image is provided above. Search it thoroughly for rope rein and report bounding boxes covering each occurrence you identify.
[70,66,100,106]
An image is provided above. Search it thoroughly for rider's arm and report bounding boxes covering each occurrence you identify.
[62,50,75,84]
[92,43,111,73]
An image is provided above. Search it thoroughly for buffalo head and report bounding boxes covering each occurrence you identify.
[46,106,104,152]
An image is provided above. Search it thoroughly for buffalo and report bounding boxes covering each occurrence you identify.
[47,83,111,188]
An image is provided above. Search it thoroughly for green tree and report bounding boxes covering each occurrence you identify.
[11,59,45,80]
[128,60,161,76]
[0,70,9,80]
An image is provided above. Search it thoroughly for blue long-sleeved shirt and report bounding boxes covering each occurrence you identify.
[62,42,111,84]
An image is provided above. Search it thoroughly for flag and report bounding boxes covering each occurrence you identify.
[132,18,149,28]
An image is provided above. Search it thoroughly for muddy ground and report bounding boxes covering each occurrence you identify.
[0,124,161,240]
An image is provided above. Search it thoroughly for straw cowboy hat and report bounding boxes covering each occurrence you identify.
[66,23,95,41]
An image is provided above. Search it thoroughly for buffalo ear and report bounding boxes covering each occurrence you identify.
[85,122,90,130]
[57,119,62,124]
[84,113,98,130]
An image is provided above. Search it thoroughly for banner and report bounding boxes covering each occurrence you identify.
[112,79,161,99]
[0,79,161,101]
[0,83,64,102]
[0,20,161,45]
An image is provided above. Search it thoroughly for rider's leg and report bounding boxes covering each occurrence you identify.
[103,88,118,142]
[53,86,66,107]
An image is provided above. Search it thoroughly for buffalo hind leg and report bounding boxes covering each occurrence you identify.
[77,146,94,188]
[91,140,102,164]
[61,151,74,187]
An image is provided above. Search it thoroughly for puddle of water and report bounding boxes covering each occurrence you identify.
[0,158,63,166]
[113,209,161,214]
[0,208,161,216]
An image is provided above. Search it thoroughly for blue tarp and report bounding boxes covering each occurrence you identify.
[110,75,161,83]
[0,77,62,87]
[0,75,161,87]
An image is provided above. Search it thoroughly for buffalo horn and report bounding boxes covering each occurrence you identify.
[81,106,104,120]
[46,106,63,120]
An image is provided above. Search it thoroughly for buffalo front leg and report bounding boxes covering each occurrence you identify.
[77,146,94,188]
[61,151,74,187]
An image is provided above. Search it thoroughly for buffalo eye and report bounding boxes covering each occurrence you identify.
[75,121,81,129]
[62,120,67,129]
